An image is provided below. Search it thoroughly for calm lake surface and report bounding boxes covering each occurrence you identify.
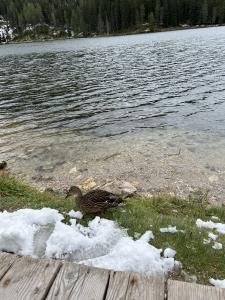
[1,27,225,200]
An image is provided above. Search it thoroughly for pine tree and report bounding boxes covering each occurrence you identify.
[201,0,208,24]
[23,3,43,26]
[148,12,155,31]
[162,0,169,27]
[155,0,161,25]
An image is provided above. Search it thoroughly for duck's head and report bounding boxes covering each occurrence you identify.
[66,186,82,199]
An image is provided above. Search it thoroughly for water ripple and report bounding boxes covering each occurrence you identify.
[1,27,225,144]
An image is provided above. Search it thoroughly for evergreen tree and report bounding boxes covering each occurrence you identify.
[155,0,161,25]
[148,12,155,31]
[23,3,43,25]
[201,0,208,24]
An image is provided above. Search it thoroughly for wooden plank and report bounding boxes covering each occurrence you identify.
[168,280,225,300]
[69,265,110,300]
[0,252,20,280]
[125,273,165,300]
[46,262,82,299]
[0,255,62,300]
[105,271,130,300]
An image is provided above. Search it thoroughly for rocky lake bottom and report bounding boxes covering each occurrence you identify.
[2,128,225,203]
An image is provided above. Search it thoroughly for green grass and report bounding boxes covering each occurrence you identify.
[0,174,74,213]
[1,174,225,284]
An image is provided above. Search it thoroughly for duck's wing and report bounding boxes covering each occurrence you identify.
[84,190,123,205]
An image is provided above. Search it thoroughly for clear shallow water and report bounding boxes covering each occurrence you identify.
[1,27,225,200]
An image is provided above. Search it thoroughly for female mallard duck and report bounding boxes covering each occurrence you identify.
[66,186,123,214]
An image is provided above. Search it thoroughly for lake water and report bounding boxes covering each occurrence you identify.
[1,27,225,201]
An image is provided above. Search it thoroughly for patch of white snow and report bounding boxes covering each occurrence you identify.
[212,242,223,250]
[139,230,154,241]
[45,217,126,261]
[208,232,218,241]
[0,208,63,255]
[196,219,225,234]
[80,235,176,276]
[160,226,184,233]
[68,210,83,219]
[164,248,176,258]
[209,278,225,288]
[0,208,178,276]
[45,216,177,276]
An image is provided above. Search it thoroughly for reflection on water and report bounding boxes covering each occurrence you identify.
[0,27,225,201]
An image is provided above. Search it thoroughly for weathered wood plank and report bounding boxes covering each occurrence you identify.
[0,253,20,281]
[46,262,82,299]
[168,280,225,300]
[69,265,110,300]
[105,271,130,300]
[0,255,62,300]
[125,273,165,300]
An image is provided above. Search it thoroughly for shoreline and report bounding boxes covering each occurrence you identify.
[2,129,225,204]
[3,24,224,45]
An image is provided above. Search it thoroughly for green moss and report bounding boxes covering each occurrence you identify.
[1,174,225,284]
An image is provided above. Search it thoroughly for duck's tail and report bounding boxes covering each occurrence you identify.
[107,194,124,207]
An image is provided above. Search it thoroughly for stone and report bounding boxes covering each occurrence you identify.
[80,177,97,190]
[119,181,137,195]
[102,180,137,196]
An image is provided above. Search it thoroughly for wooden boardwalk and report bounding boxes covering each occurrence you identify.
[0,252,225,300]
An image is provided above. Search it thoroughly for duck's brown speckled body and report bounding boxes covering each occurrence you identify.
[66,186,123,214]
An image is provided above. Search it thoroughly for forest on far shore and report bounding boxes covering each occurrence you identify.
[0,0,225,37]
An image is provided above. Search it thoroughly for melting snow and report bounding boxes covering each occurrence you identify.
[209,278,225,288]
[68,210,83,219]
[212,242,223,250]
[160,226,184,233]
[163,248,176,258]
[0,208,178,276]
[80,234,175,276]
[0,208,63,255]
[45,217,126,261]
[208,232,218,241]
[196,219,225,234]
